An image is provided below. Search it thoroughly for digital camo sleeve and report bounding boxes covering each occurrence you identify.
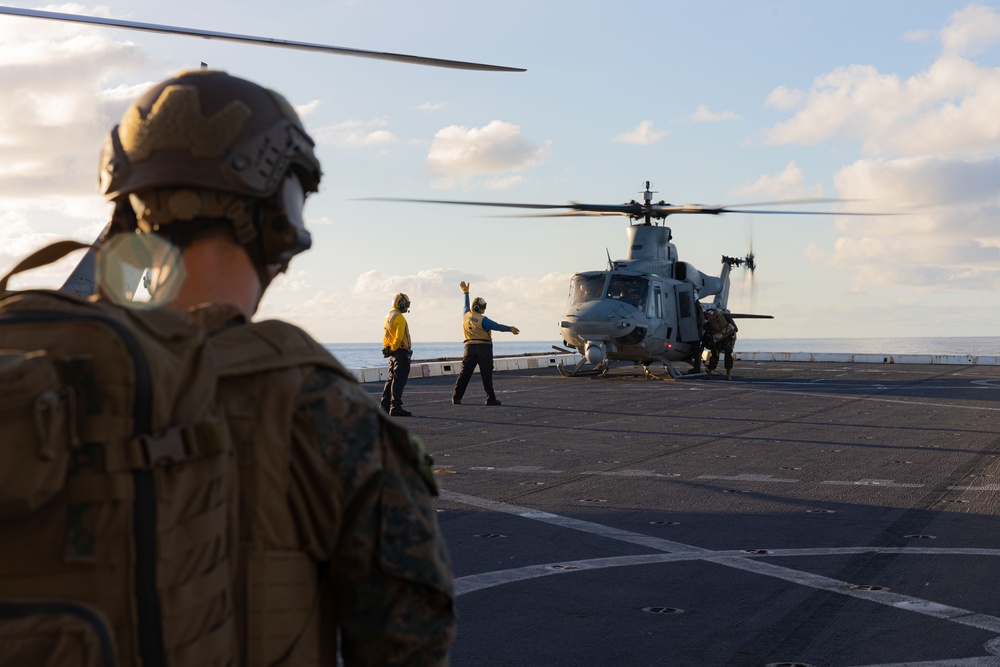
[296,367,457,666]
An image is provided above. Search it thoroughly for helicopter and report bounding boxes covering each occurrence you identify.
[370,182,885,379]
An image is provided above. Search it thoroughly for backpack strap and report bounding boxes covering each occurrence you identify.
[0,240,92,292]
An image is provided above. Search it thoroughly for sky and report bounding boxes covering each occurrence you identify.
[1,1,999,344]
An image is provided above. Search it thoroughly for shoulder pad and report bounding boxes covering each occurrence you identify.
[209,319,353,382]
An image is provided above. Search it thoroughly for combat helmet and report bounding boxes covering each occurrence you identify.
[98,69,322,283]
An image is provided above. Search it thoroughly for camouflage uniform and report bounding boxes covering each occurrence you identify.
[191,304,456,666]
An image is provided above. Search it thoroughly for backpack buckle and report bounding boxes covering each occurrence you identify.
[135,429,187,466]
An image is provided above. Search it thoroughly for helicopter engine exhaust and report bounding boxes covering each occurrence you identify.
[585,341,607,365]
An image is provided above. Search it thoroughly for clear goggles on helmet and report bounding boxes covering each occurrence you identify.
[270,173,311,269]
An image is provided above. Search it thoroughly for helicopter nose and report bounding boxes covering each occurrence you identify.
[585,341,607,365]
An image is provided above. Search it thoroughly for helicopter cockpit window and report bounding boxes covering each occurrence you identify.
[569,273,607,306]
[647,285,662,319]
[606,275,649,309]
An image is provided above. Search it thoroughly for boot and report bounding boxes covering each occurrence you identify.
[725,369,731,381]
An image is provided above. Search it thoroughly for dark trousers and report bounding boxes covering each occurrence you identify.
[381,351,411,410]
[707,339,735,371]
[453,343,495,402]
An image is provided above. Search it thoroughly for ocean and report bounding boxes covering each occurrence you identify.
[324,337,1000,370]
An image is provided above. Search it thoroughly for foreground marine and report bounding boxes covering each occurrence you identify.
[0,69,455,666]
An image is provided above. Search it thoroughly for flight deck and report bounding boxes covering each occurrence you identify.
[363,360,1000,667]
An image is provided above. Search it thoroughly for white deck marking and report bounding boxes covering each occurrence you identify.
[821,479,925,488]
[846,658,1000,666]
[457,466,1000,491]
[737,386,1000,412]
[443,489,1000,638]
[697,474,799,483]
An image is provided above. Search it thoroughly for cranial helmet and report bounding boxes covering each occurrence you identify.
[98,69,322,283]
[394,293,411,311]
[472,297,487,313]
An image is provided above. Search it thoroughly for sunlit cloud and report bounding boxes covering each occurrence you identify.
[763,5,1000,157]
[902,29,933,44]
[761,4,1000,299]
[418,101,446,112]
[940,3,1000,56]
[611,120,666,145]
[313,117,398,148]
[826,156,1000,290]
[426,120,550,189]
[691,104,741,122]
[732,162,823,199]
[294,99,321,118]
[0,11,152,200]
[261,267,572,343]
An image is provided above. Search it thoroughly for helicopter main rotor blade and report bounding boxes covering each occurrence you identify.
[497,211,628,218]
[360,197,571,209]
[649,203,895,216]
[362,197,649,216]
[363,195,895,218]
[0,6,526,72]
[715,208,897,216]
[714,198,860,208]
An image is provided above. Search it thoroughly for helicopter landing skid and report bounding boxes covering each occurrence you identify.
[557,358,610,378]
[644,362,706,382]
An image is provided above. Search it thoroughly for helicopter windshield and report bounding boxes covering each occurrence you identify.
[605,274,648,309]
[568,273,607,306]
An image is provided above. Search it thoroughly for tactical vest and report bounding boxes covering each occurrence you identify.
[383,309,411,350]
[463,311,491,344]
[207,319,357,666]
[0,242,235,667]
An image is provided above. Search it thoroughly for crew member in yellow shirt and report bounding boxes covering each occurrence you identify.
[381,292,413,416]
[452,281,519,405]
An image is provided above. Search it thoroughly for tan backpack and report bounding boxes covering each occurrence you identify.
[0,242,237,667]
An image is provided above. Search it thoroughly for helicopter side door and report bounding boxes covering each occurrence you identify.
[673,284,700,343]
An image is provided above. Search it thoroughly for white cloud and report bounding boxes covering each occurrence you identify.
[819,156,1000,291]
[426,120,550,189]
[418,102,446,112]
[259,267,573,343]
[763,6,1000,158]
[690,104,741,123]
[833,155,1000,210]
[940,3,1000,56]
[0,11,152,200]
[732,162,823,199]
[764,85,804,110]
[0,11,161,281]
[314,117,398,148]
[611,120,666,145]
[294,99,321,118]
[757,4,1000,299]
[902,29,933,44]
[482,175,525,190]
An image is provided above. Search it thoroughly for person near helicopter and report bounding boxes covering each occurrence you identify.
[452,281,520,405]
[382,292,413,416]
[703,306,738,380]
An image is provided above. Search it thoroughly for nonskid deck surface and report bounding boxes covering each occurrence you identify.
[364,361,1000,667]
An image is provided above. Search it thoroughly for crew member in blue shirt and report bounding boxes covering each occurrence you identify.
[452,281,519,405]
